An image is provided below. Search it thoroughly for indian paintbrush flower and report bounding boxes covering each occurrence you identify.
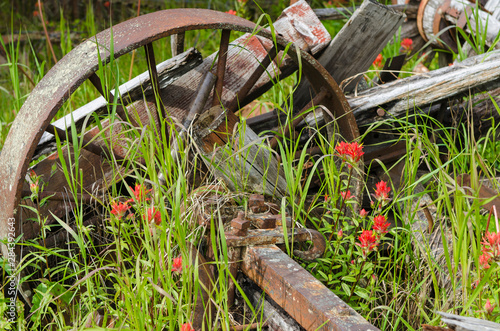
[172,256,183,273]
[356,230,378,258]
[485,299,494,314]
[373,215,390,234]
[340,190,352,201]
[110,201,130,220]
[127,183,151,203]
[374,180,391,203]
[400,38,413,53]
[478,231,500,269]
[373,54,383,67]
[335,141,364,164]
[359,209,368,218]
[180,322,194,331]
[146,207,161,225]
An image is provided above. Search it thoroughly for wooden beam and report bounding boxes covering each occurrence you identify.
[314,4,418,20]
[350,50,500,126]
[293,0,406,109]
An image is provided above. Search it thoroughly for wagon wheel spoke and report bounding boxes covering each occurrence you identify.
[227,45,277,113]
[144,42,166,120]
[212,29,231,106]
[88,72,141,128]
[171,32,185,57]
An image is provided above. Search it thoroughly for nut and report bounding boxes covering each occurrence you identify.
[248,194,266,213]
[255,215,277,229]
[231,211,250,236]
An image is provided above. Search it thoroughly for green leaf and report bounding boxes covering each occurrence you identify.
[341,282,351,296]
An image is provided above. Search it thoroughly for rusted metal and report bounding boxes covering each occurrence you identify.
[144,42,166,119]
[185,72,218,129]
[241,244,380,331]
[248,194,266,213]
[171,72,218,160]
[212,29,231,106]
[170,32,185,57]
[225,226,325,261]
[227,246,242,307]
[231,211,251,237]
[250,213,278,229]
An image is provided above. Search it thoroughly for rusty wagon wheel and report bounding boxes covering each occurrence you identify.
[0,9,358,269]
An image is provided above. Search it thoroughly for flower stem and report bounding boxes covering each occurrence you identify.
[328,166,353,242]
[347,259,366,304]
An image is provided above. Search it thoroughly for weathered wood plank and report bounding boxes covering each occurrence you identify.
[438,311,500,331]
[314,4,418,20]
[294,0,406,109]
[350,50,500,125]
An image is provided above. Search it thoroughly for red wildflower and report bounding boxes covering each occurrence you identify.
[340,190,351,200]
[146,207,161,225]
[374,180,391,201]
[373,215,390,234]
[482,231,500,257]
[373,54,383,67]
[172,256,183,273]
[128,183,151,203]
[400,38,413,53]
[485,299,494,314]
[479,252,491,269]
[225,9,237,15]
[359,209,368,218]
[356,230,378,258]
[111,201,130,219]
[33,11,40,17]
[180,322,194,331]
[337,229,343,239]
[30,182,39,195]
[335,141,364,164]
[104,1,110,8]
[324,194,329,202]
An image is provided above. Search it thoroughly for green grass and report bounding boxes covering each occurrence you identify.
[1,1,500,330]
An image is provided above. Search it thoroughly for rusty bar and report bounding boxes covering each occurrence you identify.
[170,32,185,57]
[227,45,277,112]
[226,227,325,260]
[88,73,141,128]
[227,246,242,307]
[183,72,217,129]
[171,72,217,160]
[241,245,380,331]
[22,190,95,204]
[269,88,328,149]
[44,123,121,160]
[212,29,231,106]
[144,42,166,119]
